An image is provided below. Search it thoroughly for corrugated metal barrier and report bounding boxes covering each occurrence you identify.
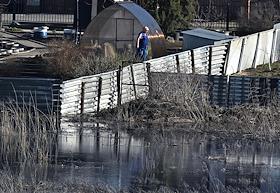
[60,25,280,116]
[60,62,149,116]
[0,77,61,113]
[151,73,280,107]
[225,28,279,75]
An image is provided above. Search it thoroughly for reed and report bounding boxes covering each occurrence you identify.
[0,101,58,185]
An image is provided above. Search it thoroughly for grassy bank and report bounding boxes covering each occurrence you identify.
[237,62,280,78]
[93,98,280,140]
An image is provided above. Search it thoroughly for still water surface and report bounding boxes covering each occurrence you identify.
[42,122,280,192]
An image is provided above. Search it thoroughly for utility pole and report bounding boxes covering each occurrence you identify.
[247,0,251,21]
[75,0,80,44]
[226,0,230,31]
[12,0,15,21]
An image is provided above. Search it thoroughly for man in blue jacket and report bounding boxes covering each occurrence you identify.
[136,26,149,61]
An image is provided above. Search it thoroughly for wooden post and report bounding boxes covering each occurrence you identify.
[146,62,152,97]
[175,55,180,73]
[117,65,122,107]
[130,64,137,100]
[208,47,212,75]
[97,77,102,113]
[80,82,85,115]
[191,49,195,74]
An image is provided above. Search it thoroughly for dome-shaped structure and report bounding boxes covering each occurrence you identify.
[81,2,166,58]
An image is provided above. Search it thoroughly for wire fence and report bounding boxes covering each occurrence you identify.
[194,0,280,30]
[0,0,75,25]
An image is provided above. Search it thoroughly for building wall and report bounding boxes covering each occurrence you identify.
[10,0,75,14]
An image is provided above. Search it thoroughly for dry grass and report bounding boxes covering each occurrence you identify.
[237,62,280,78]
[94,72,280,140]
[0,101,58,176]
[46,40,139,80]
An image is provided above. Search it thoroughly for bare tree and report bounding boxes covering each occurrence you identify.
[238,0,279,33]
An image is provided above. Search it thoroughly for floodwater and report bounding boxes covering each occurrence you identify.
[44,122,280,192]
[3,122,280,192]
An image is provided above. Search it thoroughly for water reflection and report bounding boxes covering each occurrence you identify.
[51,122,280,192]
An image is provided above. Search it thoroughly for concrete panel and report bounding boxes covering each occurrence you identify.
[239,34,258,71]
[225,38,243,75]
[255,30,274,67]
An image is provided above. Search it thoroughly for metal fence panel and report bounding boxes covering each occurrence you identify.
[239,34,258,71]
[255,29,274,67]
[178,51,192,74]
[99,71,118,110]
[61,79,83,116]
[0,77,61,113]
[272,29,280,63]
[83,76,99,114]
[225,38,243,75]
[132,63,149,98]
[121,66,134,104]
[148,54,177,73]
[209,75,228,106]
[228,76,253,106]
[193,47,209,74]
[211,44,228,75]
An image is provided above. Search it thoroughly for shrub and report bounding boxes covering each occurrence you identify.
[46,40,139,80]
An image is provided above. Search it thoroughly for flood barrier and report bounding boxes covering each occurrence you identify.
[60,26,280,116]
[150,73,280,107]
[0,77,61,113]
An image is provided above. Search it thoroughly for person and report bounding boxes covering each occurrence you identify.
[136,26,149,61]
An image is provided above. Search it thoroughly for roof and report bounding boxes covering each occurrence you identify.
[118,2,162,32]
[181,28,234,40]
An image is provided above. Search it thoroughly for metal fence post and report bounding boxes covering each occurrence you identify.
[208,47,212,75]
[237,38,246,72]
[223,41,231,75]
[97,77,102,113]
[270,29,277,65]
[80,82,85,115]
[146,62,152,97]
[130,64,137,100]
[175,54,180,73]
[191,49,195,74]
[252,33,260,68]
[117,65,122,107]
